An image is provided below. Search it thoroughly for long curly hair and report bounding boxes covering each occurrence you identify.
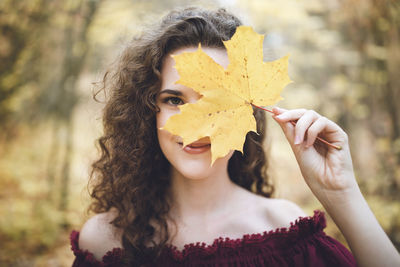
[88,6,274,265]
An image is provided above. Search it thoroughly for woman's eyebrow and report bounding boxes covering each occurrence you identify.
[158,89,183,96]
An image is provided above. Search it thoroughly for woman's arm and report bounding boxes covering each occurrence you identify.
[272,107,400,267]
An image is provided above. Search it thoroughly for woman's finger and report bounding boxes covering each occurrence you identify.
[272,115,295,143]
[273,108,307,122]
[272,108,347,150]
[307,116,348,148]
[293,110,320,145]
[305,116,329,147]
[272,107,287,115]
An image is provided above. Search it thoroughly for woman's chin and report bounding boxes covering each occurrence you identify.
[172,158,213,180]
[169,151,234,181]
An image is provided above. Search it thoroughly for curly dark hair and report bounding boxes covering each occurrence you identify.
[88,6,274,266]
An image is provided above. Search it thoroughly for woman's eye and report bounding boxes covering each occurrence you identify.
[164,97,184,106]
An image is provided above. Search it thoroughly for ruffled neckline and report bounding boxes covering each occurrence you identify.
[162,210,326,261]
[70,230,124,265]
[71,210,326,264]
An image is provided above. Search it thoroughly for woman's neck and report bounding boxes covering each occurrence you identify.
[169,167,239,221]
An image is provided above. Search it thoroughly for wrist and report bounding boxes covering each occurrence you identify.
[316,181,400,267]
[314,181,363,213]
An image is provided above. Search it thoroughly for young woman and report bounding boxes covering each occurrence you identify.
[70,6,400,267]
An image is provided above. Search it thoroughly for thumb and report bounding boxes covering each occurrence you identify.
[272,107,286,115]
[273,117,296,145]
[272,107,295,144]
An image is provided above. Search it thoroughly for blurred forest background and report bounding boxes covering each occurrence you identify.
[0,0,399,265]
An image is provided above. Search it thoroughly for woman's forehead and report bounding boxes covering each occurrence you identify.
[160,46,229,91]
[165,46,229,69]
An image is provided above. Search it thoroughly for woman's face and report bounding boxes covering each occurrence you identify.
[156,46,234,180]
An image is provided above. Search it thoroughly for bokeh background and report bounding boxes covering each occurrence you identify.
[0,0,399,265]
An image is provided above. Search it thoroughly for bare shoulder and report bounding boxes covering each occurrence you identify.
[252,194,308,228]
[233,187,308,230]
[79,209,122,260]
[266,198,307,218]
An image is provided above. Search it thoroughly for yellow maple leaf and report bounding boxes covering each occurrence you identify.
[162,26,292,165]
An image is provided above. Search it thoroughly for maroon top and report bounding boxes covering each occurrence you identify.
[70,210,357,266]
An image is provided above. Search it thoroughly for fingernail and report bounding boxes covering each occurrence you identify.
[294,135,301,144]
[272,107,282,114]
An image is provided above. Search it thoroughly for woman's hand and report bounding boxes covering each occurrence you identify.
[273,107,400,267]
[273,108,400,266]
[272,107,359,205]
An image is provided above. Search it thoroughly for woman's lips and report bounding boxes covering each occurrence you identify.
[178,142,211,154]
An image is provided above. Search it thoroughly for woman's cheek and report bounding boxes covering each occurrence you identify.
[157,107,177,128]
[156,110,167,129]
[156,110,177,146]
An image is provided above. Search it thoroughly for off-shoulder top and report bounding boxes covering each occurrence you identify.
[70,210,357,266]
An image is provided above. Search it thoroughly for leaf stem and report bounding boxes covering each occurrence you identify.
[251,103,342,150]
